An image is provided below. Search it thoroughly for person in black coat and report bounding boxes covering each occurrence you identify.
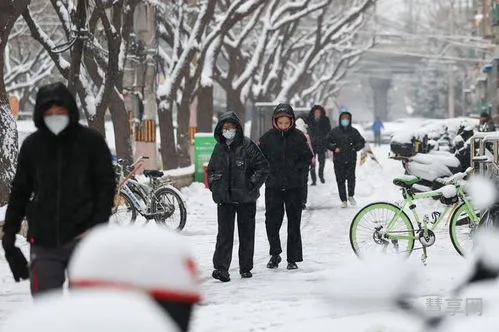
[2,82,116,296]
[326,111,365,208]
[259,104,313,270]
[306,105,331,185]
[207,111,269,282]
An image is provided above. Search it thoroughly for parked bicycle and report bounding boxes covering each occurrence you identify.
[349,167,480,264]
[111,156,187,231]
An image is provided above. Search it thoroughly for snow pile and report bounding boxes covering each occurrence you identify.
[391,117,478,145]
[437,185,457,199]
[405,159,452,181]
[0,289,179,332]
[467,175,497,210]
[163,165,195,177]
[321,253,419,308]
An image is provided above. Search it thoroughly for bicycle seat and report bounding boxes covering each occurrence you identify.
[143,170,164,178]
[393,175,422,189]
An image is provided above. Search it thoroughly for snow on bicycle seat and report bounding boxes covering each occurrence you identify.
[143,170,164,178]
[393,175,421,188]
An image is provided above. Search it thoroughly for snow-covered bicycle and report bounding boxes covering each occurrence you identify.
[349,167,480,264]
[111,156,187,231]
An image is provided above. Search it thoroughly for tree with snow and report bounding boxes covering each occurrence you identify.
[0,0,30,205]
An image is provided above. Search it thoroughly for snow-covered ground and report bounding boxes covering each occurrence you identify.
[0,145,475,331]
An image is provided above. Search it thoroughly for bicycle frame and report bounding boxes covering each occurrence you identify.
[384,186,478,243]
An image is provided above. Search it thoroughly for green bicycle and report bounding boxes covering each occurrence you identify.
[349,167,480,264]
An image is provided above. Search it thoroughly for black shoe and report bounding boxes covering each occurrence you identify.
[212,269,230,282]
[311,182,316,186]
[266,255,282,269]
[319,176,325,184]
[240,271,253,278]
[287,262,298,270]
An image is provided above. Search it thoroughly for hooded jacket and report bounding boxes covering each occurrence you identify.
[207,111,269,204]
[259,104,313,190]
[326,111,365,164]
[306,105,332,152]
[4,82,116,247]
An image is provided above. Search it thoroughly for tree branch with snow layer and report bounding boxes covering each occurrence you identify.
[50,0,75,41]
[22,8,71,76]
[156,0,217,104]
[273,0,375,102]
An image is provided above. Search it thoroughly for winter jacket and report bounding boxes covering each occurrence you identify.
[259,104,314,190]
[4,82,116,248]
[326,111,365,165]
[306,105,332,153]
[372,120,384,132]
[207,111,269,204]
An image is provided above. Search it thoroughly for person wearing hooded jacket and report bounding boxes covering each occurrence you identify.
[2,82,116,296]
[306,105,331,185]
[207,111,269,282]
[326,111,365,208]
[259,104,313,270]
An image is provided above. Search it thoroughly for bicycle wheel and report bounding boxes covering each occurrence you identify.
[350,202,415,258]
[151,187,187,231]
[449,202,480,257]
[110,192,137,225]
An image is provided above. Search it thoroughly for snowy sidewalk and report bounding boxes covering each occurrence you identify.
[0,145,468,331]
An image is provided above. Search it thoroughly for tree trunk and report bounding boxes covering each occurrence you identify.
[196,85,214,133]
[226,89,245,126]
[177,95,192,168]
[0,104,17,205]
[157,103,178,170]
[87,114,106,137]
[68,0,87,94]
[0,0,29,205]
[109,91,133,164]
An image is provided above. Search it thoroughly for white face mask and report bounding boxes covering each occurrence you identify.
[44,115,69,135]
[222,128,236,140]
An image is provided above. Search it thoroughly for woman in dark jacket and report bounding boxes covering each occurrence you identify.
[259,104,313,270]
[207,111,269,282]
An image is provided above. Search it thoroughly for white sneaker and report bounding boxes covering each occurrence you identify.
[340,201,348,208]
[348,196,357,207]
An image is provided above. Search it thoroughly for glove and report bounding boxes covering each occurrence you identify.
[5,247,29,282]
[2,231,16,254]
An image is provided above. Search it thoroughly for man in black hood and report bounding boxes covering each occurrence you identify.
[326,111,365,208]
[306,105,331,184]
[2,82,116,296]
[259,104,313,270]
[207,111,269,282]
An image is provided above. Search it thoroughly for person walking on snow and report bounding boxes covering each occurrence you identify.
[259,104,313,270]
[326,111,365,208]
[207,111,269,282]
[2,82,116,296]
[372,117,384,146]
[306,105,331,185]
[295,118,315,210]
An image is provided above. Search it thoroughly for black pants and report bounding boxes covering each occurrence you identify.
[213,203,256,273]
[334,161,356,202]
[29,239,79,297]
[310,150,326,183]
[265,188,303,263]
[374,131,382,146]
[302,171,309,206]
